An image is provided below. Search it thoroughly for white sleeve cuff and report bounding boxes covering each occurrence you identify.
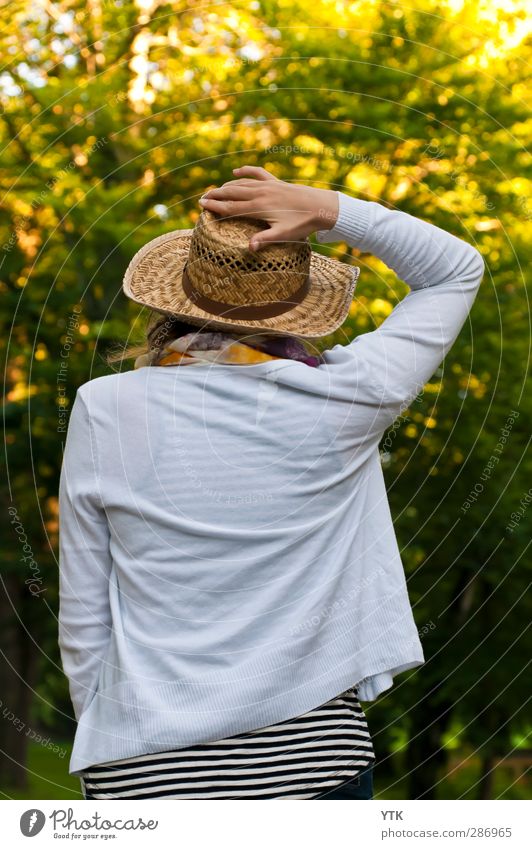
[316,192,376,248]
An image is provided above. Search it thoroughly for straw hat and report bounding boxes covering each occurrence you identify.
[123,209,360,339]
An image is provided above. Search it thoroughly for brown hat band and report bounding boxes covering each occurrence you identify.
[181,264,311,320]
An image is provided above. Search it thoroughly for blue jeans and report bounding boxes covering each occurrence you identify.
[316,764,374,799]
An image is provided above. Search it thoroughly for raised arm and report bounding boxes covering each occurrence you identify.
[58,389,113,721]
[316,191,485,416]
[200,166,485,423]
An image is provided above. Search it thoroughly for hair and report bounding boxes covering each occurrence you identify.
[106,312,207,370]
[105,311,318,370]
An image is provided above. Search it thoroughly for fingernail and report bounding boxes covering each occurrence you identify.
[199,197,207,205]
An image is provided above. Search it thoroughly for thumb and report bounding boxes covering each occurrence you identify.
[249,226,286,251]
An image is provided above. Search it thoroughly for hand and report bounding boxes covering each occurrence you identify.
[199,166,339,250]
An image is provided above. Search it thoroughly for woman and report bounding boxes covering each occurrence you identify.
[58,165,484,800]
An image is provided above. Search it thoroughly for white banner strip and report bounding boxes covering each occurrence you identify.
[3,799,529,848]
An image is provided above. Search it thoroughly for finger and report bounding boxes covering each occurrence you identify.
[220,178,265,189]
[198,197,255,219]
[202,185,254,201]
[202,178,267,198]
[249,225,287,251]
[233,166,277,181]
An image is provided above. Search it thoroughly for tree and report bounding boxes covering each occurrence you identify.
[1,0,530,796]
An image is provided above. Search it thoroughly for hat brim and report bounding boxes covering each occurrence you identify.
[122,228,360,339]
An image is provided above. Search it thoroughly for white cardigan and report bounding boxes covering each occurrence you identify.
[58,192,485,774]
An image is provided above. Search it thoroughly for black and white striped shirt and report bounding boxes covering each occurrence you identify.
[80,688,374,800]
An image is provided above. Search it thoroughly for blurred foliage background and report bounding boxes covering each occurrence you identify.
[1,0,531,800]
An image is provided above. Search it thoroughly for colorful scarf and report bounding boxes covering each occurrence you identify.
[134,331,322,370]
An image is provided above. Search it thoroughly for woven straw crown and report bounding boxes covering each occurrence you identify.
[185,212,312,315]
[123,209,360,339]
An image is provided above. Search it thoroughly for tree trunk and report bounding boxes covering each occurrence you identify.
[478,754,495,799]
[0,574,38,790]
[405,689,454,799]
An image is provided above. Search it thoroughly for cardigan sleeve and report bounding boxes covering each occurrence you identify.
[317,192,485,423]
[58,389,113,722]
